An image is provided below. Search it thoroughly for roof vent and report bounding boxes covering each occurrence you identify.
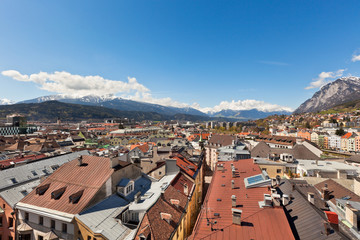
[51,187,67,200]
[69,190,84,204]
[36,184,50,195]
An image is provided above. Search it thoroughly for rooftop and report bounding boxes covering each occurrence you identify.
[189,159,294,240]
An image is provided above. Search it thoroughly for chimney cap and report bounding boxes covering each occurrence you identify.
[231,195,236,199]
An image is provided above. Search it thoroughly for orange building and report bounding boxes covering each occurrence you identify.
[297,130,311,141]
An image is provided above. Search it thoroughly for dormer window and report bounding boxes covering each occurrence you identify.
[51,187,67,200]
[117,178,134,196]
[36,184,50,195]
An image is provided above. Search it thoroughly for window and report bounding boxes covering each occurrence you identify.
[51,165,59,171]
[10,178,17,184]
[51,220,55,229]
[39,216,43,225]
[21,190,28,197]
[8,237,13,240]
[62,223,67,233]
[42,169,49,175]
[25,212,29,221]
[38,236,43,240]
[8,217,13,228]
[87,236,91,240]
[277,169,282,174]
[0,216,2,227]
[31,170,38,176]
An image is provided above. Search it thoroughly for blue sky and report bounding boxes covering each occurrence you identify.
[1,0,360,112]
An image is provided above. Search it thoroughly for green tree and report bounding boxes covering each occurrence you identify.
[335,128,345,136]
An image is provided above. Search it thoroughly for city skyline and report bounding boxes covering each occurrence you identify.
[1,0,360,112]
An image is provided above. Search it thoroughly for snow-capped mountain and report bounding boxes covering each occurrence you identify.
[294,76,360,113]
[20,95,207,116]
[0,98,14,105]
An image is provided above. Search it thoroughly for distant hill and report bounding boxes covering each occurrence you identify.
[20,95,207,117]
[208,109,291,120]
[0,101,217,122]
[319,99,360,114]
[295,76,360,113]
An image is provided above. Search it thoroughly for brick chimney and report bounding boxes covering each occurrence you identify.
[231,195,237,207]
[322,185,330,201]
[232,209,242,225]
[308,192,315,205]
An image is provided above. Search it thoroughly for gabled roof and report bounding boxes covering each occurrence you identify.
[314,179,360,205]
[278,179,342,240]
[19,155,113,214]
[172,155,198,178]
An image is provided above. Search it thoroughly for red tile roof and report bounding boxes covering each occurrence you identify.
[20,155,113,214]
[171,172,194,197]
[189,159,294,240]
[172,155,198,178]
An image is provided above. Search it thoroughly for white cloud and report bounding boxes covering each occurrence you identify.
[1,70,149,97]
[2,70,293,113]
[0,98,14,105]
[198,99,293,113]
[352,54,360,62]
[305,69,345,90]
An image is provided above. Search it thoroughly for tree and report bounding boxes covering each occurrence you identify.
[335,128,345,136]
[119,124,124,129]
[305,121,311,129]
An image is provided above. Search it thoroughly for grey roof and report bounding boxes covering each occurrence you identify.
[0,179,40,208]
[0,150,89,191]
[77,194,132,240]
[278,179,342,240]
[251,141,320,160]
[76,175,163,240]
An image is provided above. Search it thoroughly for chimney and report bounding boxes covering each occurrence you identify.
[270,188,277,194]
[264,194,272,207]
[217,164,224,171]
[231,195,237,207]
[272,193,281,207]
[170,199,180,208]
[78,156,83,166]
[160,212,172,224]
[134,191,141,204]
[232,209,242,225]
[282,194,290,205]
[231,180,235,189]
[322,186,330,201]
[276,175,281,185]
[271,178,277,187]
[308,192,315,204]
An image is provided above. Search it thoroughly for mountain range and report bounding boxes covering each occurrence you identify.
[0,101,215,122]
[295,76,360,113]
[0,94,289,120]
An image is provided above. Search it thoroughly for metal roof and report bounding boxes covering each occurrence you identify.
[0,179,41,208]
[0,150,90,191]
[278,179,342,240]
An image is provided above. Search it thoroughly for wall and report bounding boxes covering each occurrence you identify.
[0,197,15,240]
[74,217,105,240]
[258,164,285,178]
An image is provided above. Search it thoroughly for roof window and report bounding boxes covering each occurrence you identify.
[51,187,67,200]
[36,184,50,195]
